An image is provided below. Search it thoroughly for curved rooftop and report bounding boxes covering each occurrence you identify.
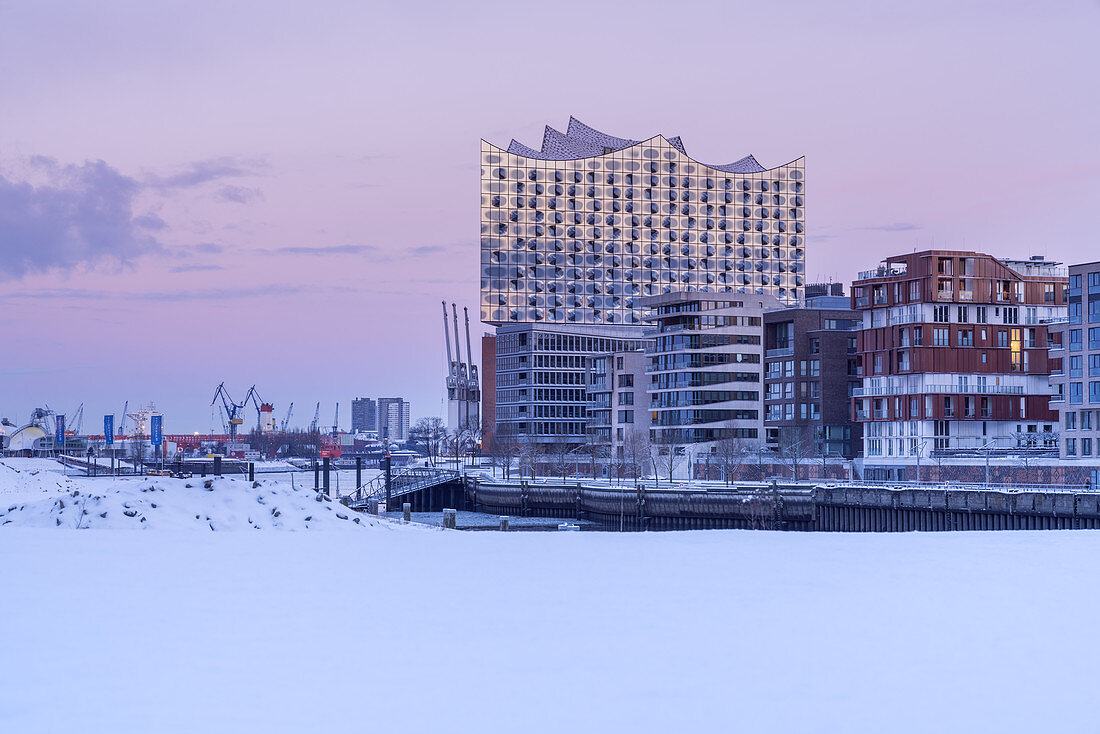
[504,116,769,174]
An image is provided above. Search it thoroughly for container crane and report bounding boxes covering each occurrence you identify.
[211,383,245,438]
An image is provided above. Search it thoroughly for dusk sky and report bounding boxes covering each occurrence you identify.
[2,0,1098,433]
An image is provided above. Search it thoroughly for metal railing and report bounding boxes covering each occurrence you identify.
[345,467,460,507]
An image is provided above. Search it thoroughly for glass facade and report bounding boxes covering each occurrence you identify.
[481,117,806,326]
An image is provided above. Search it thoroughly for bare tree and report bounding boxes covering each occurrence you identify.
[622,428,651,487]
[775,427,813,482]
[547,439,573,479]
[580,427,609,479]
[411,417,447,467]
[652,442,682,484]
[742,486,777,530]
[517,439,542,479]
[714,429,751,486]
[1014,429,1057,486]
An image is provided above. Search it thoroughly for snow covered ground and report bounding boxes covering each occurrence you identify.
[3,462,1099,732]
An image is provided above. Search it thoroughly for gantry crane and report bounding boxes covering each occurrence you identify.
[211,383,246,438]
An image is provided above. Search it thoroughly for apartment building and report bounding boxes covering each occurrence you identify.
[763,283,863,458]
[851,251,1066,479]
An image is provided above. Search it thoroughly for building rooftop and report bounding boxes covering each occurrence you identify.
[502,116,769,173]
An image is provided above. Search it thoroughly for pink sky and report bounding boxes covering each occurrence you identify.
[1,0,1098,432]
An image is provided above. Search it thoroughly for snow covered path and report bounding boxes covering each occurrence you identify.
[3,527,1099,733]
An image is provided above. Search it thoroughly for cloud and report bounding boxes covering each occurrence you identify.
[1,284,314,303]
[856,222,921,232]
[266,244,377,256]
[408,245,446,256]
[143,156,265,192]
[134,213,168,230]
[194,242,225,254]
[170,264,223,273]
[217,185,264,204]
[0,159,163,279]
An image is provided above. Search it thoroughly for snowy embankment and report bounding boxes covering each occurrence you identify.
[0,459,382,531]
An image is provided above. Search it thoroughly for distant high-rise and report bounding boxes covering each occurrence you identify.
[351,398,377,434]
[481,116,806,326]
[377,397,410,442]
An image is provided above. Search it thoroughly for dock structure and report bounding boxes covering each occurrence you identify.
[343,469,1100,532]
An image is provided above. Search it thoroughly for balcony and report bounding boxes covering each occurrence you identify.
[924,384,1026,395]
[936,289,954,300]
[851,386,908,397]
[958,290,974,301]
[766,346,794,358]
[854,409,869,420]
[1050,395,1065,403]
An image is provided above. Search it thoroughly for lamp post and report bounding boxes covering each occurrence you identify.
[978,439,997,488]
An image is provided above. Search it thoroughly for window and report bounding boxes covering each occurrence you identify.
[934,305,950,323]
[1084,438,1094,457]
[617,374,633,388]
[957,306,969,323]
[1070,329,1082,350]
[1090,300,1100,323]
[1071,355,1083,377]
[944,396,954,417]
[913,327,923,346]
[1003,307,1019,324]
[618,392,634,406]
[1070,274,1082,292]
[958,329,973,346]
[1070,382,1083,404]
[1091,382,1100,404]
[1090,327,1100,350]
[1066,412,1077,430]
[809,337,820,354]
[1082,411,1093,430]
[1070,301,1082,324]
[997,330,1008,348]
[1066,438,1077,456]
[933,328,949,346]
[976,306,987,323]
[1045,284,1055,303]
[618,410,634,423]
[1091,354,1100,377]
[1089,272,1100,290]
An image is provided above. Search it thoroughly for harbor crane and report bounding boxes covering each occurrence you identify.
[242,385,275,432]
[280,403,293,432]
[332,403,339,437]
[211,383,246,438]
[117,401,128,437]
[309,402,320,433]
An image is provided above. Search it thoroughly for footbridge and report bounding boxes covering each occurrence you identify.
[344,467,464,513]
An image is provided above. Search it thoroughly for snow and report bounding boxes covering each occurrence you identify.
[0,461,386,531]
[2,465,1099,732]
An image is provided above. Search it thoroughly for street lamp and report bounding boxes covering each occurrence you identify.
[913,439,928,486]
[978,439,997,488]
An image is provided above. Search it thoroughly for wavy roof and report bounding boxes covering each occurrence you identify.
[504,116,769,173]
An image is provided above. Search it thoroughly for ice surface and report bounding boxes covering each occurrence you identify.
[2,464,1098,732]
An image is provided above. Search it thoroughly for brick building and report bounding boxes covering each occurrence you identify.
[851,251,1066,480]
[763,283,862,458]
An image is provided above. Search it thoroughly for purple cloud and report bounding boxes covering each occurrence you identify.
[0,159,162,279]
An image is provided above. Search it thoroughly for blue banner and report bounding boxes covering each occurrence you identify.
[104,415,114,446]
[150,415,163,446]
[56,414,66,447]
